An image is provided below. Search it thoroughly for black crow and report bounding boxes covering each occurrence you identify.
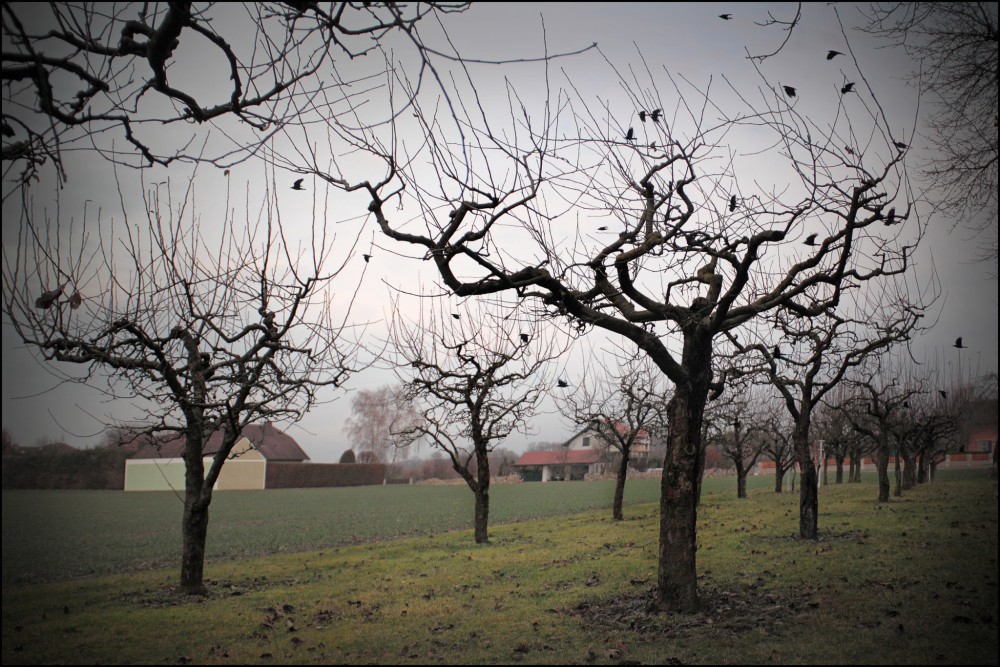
[894,141,908,150]
[557,379,569,388]
[650,109,662,122]
[625,127,635,141]
[954,337,965,349]
[291,178,305,190]
[804,233,818,246]
[827,50,843,60]
[729,194,737,212]
[841,82,855,94]
[35,284,63,310]
[719,14,732,20]
[782,85,797,98]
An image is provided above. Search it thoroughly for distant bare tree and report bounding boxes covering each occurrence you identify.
[389,296,564,543]
[706,380,772,499]
[727,279,930,538]
[760,412,795,493]
[557,351,670,520]
[343,384,421,463]
[1,172,359,593]
[838,354,926,503]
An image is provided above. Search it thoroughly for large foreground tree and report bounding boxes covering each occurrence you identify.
[0,2,471,200]
[2,174,359,593]
[317,47,924,609]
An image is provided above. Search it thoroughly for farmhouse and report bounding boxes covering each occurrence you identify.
[124,422,308,491]
[514,425,608,482]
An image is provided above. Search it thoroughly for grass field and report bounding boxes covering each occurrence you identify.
[2,471,997,664]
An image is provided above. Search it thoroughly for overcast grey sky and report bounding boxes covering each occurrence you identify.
[2,3,996,461]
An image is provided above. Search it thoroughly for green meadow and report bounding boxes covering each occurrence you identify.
[3,471,997,664]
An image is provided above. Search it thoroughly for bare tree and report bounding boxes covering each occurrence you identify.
[726,277,930,537]
[838,354,926,503]
[322,38,923,609]
[0,2,474,200]
[760,412,795,493]
[1,172,359,593]
[556,351,669,520]
[859,2,999,269]
[706,380,772,499]
[389,296,563,543]
[342,384,421,463]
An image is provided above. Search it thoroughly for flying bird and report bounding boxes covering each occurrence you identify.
[884,207,897,226]
[939,390,948,399]
[954,337,965,349]
[729,195,737,212]
[520,333,529,343]
[650,109,662,122]
[597,226,608,231]
[827,50,844,60]
[625,127,635,141]
[557,379,569,388]
[362,253,372,263]
[782,85,797,98]
[719,14,733,20]
[804,233,818,246]
[638,110,647,123]
[34,284,64,310]
[893,141,908,150]
[841,82,855,94]
[451,313,461,320]
[291,178,305,190]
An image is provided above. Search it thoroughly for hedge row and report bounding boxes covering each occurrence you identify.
[264,461,387,488]
[1,449,127,490]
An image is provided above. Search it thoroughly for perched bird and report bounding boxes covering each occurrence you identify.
[451,313,461,320]
[773,345,783,360]
[845,145,856,156]
[649,142,657,150]
[782,85,797,98]
[557,379,569,388]
[884,207,897,226]
[719,13,733,20]
[841,82,855,94]
[729,194,737,212]
[34,284,64,310]
[291,178,305,190]
[903,401,909,408]
[954,337,965,349]
[362,253,372,263]
[520,333,529,343]
[597,226,608,231]
[650,109,662,122]
[893,141,908,150]
[939,390,948,399]
[827,50,844,60]
[68,291,82,310]
[625,127,635,141]
[638,110,647,123]
[804,233,818,246]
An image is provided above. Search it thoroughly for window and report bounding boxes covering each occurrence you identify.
[582,436,591,448]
